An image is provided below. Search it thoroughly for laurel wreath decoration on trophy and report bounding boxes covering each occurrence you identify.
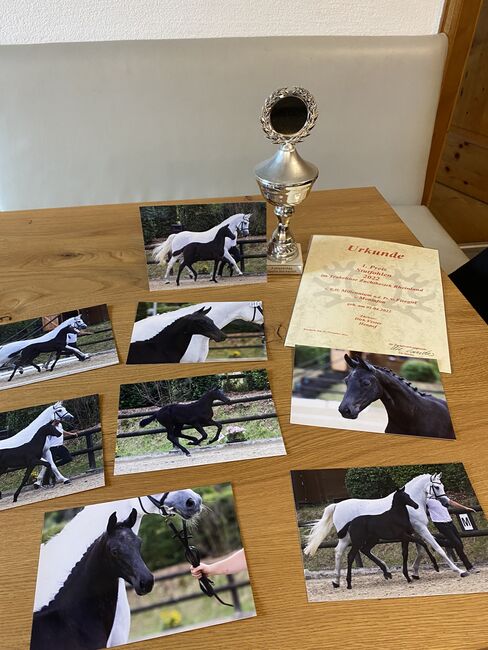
[260,86,319,145]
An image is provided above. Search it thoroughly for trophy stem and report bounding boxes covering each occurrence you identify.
[267,205,299,262]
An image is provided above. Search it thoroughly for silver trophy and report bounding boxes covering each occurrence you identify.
[255,87,319,272]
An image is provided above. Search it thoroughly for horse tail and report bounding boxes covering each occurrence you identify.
[336,521,350,539]
[304,503,336,556]
[152,235,176,267]
[140,414,156,427]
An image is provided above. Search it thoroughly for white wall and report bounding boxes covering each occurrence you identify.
[0,0,446,45]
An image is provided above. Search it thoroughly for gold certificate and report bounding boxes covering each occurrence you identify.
[285,235,451,372]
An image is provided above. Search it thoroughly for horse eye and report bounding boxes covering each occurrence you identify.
[111,548,120,557]
[362,380,371,387]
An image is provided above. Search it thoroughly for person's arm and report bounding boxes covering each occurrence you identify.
[448,498,476,513]
[63,431,79,440]
[190,549,247,579]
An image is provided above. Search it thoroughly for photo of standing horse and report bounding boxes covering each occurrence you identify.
[127,301,266,364]
[291,346,455,439]
[30,483,255,649]
[139,201,267,290]
[0,304,119,390]
[114,369,286,475]
[292,463,488,602]
[0,394,104,510]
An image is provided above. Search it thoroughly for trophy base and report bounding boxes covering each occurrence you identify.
[267,244,303,275]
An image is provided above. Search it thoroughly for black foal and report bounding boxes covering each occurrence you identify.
[173,225,236,286]
[338,487,440,589]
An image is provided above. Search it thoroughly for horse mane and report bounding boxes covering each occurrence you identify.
[142,311,208,344]
[373,364,433,398]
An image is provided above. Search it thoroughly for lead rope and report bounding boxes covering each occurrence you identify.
[167,519,233,607]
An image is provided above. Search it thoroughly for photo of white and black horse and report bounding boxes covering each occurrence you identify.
[128,301,266,364]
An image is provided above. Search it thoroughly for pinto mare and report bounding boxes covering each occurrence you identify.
[304,473,469,587]
[338,488,439,589]
[131,301,264,363]
[0,316,87,375]
[126,307,226,364]
[33,490,203,647]
[0,403,74,502]
[338,354,455,439]
[153,212,252,282]
[173,224,236,286]
[139,387,232,456]
[31,509,154,650]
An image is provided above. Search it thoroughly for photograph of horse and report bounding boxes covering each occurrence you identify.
[291,346,455,439]
[0,304,119,390]
[139,201,267,290]
[0,395,105,510]
[30,484,255,649]
[292,463,488,601]
[114,369,286,475]
[127,301,266,364]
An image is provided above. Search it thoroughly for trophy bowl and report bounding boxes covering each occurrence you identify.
[255,87,319,270]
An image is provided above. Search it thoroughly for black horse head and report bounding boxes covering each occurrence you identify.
[393,486,419,510]
[105,509,154,596]
[209,387,232,405]
[338,354,383,419]
[186,307,227,342]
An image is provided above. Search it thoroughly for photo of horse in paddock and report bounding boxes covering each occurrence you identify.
[293,464,488,602]
[30,484,255,648]
[128,301,266,364]
[114,370,286,475]
[140,201,267,290]
[0,305,119,390]
[0,396,105,510]
[292,346,455,439]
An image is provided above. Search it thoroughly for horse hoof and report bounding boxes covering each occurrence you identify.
[460,571,469,578]
[63,479,71,485]
[347,585,352,590]
[33,484,40,490]
[385,572,393,580]
[434,566,440,573]
[412,575,420,580]
[332,582,340,589]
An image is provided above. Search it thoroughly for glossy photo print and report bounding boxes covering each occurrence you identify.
[126,301,266,364]
[30,483,255,649]
[139,201,267,290]
[291,346,455,439]
[292,463,488,602]
[0,394,104,510]
[114,369,286,475]
[0,304,119,390]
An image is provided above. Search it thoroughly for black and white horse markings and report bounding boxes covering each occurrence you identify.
[126,307,227,364]
[31,509,154,650]
[338,354,455,439]
[338,488,439,590]
[0,403,74,502]
[153,212,252,284]
[139,387,232,456]
[33,491,202,648]
[173,225,236,286]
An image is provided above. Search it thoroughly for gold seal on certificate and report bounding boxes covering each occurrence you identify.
[285,235,451,373]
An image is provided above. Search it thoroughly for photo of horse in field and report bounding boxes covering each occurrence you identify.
[0,304,119,390]
[291,346,455,439]
[114,369,286,475]
[139,201,267,291]
[292,463,488,602]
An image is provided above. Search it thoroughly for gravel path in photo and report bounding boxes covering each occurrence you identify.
[305,565,488,601]
[0,349,119,390]
[0,470,105,511]
[115,437,286,474]
[149,274,266,291]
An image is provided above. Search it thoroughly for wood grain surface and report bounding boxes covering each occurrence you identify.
[1,188,487,650]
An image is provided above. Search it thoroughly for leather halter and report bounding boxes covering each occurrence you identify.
[427,482,447,501]
[137,492,173,516]
[250,302,263,322]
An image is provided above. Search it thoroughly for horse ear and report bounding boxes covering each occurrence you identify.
[344,354,357,368]
[201,307,211,315]
[107,512,118,534]
[357,356,372,370]
[125,508,137,529]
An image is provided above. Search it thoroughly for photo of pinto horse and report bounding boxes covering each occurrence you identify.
[292,346,455,439]
[139,201,267,290]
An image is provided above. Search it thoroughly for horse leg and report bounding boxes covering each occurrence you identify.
[361,544,392,579]
[49,350,61,371]
[192,424,208,444]
[212,260,219,283]
[207,419,223,444]
[411,541,425,579]
[412,521,466,576]
[346,544,360,590]
[406,534,439,573]
[223,249,243,275]
[13,464,36,502]
[167,433,191,456]
[164,255,177,281]
[332,536,350,588]
[8,364,18,381]
[65,345,89,361]
[401,539,412,583]
[176,262,186,287]
[187,264,198,281]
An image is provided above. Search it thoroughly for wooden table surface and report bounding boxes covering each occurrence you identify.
[1,188,487,650]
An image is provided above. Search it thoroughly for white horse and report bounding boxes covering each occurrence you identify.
[33,490,202,647]
[304,473,468,586]
[0,402,74,483]
[131,301,264,362]
[152,213,252,282]
[0,316,87,370]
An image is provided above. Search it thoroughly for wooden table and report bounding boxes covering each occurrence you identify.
[1,188,487,650]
